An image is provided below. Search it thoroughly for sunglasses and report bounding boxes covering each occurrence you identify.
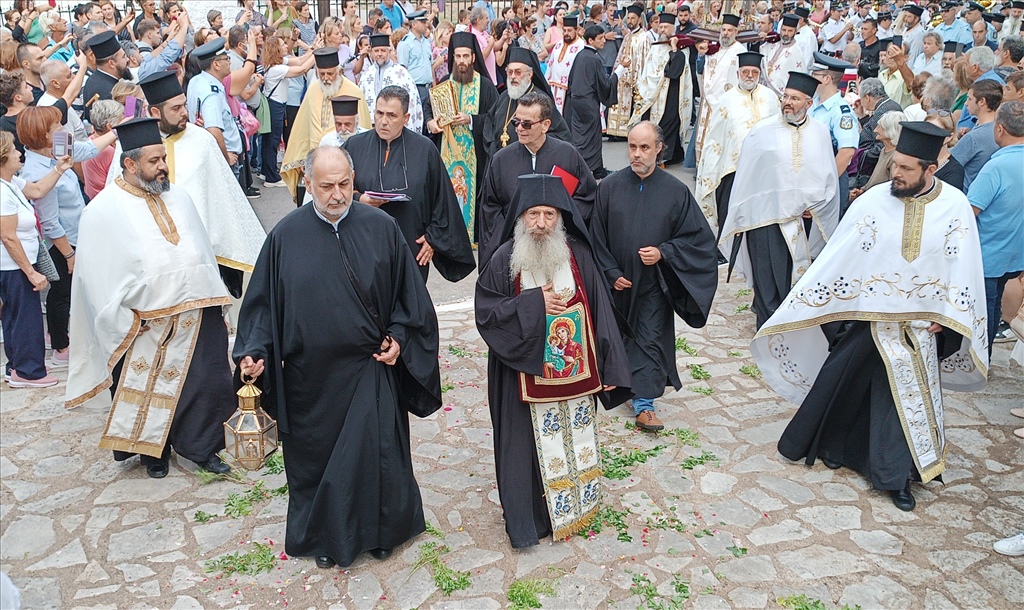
[511,117,542,130]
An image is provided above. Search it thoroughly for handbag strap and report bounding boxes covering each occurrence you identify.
[332,227,389,340]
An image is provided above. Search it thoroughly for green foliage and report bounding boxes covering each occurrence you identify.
[409,542,471,596]
[194,466,246,485]
[582,505,632,542]
[193,510,216,523]
[263,449,285,475]
[777,594,862,610]
[740,364,762,379]
[674,337,698,356]
[629,572,691,610]
[735,303,751,313]
[425,522,446,539]
[441,377,456,393]
[728,350,742,357]
[447,344,474,358]
[692,528,713,538]
[223,481,278,518]
[601,445,667,480]
[203,541,277,576]
[507,577,557,610]
[657,427,700,447]
[688,364,711,380]
[726,545,748,558]
[689,386,714,396]
[271,484,288,497]
[736,288,752,297]
[680,450,719,470]
[645,514,688,533]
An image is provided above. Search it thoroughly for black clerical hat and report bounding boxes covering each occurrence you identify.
[896,121,949,161]
[659,13,676,26]
[448,31,491,81]
[193,38,227,62]
[738,52,763,68]
[811,50,852,72]
[944,40,963,54]
[625,5,643,17]
[786,71,820,97]
[793,6,810,19]
[506,46,552,96]
[563,15,579,28]
[314,47,341,68]
[904,4,925,18]
[678,3,691,12]
[370,34,391,48]
[1012,1,1024,10]
[722,13,741,27]
[781,13,801,27]
[330,95,359,117]
[138,70,182,106]
[986,13,1006,23]
[115,117,163,152]
[496,174,592,249]
[87,30,120,60]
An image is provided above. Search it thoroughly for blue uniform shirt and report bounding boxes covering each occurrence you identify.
[186,71,243,155]
[397,32,433,85]
[811,91,859,155]
[932,19,973,46]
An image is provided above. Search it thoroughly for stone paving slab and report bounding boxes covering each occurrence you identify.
[2,268,1022,609]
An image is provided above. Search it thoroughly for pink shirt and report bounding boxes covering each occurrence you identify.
[82,136,115,199]
[471,26,497,83]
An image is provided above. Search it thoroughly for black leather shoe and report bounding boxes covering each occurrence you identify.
[822,458,842,470]
[197,455,231,474]
[315,556,336,569]
[890,484,916,512]
[369,548,392,560]
[146,460,169,479]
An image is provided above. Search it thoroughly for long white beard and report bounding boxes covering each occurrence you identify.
[509,217,570,283]
[508,79,531,100]
[318,78,343,98]
[739,79,757,91]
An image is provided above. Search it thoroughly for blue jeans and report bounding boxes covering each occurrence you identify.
[0,269,48,380]
[632,397,655,415]
[261,99,286,183]
[986,271,1020,357]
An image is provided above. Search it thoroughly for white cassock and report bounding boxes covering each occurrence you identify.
[760,40,810,95]
[629,44,693,139]
[695,41,745,160]
[546,39,585,113]
[695,84,781,234]
[750,179,988,482]
[720,114,839,286]
[359,61,424,132]
[795,25,818,65]
[606,27,650,137]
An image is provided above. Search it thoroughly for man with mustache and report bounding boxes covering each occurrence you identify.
[280,48,371,205]
[81,30,132,122]
[606,5,650,138]
[319,96,368,147]
[564,25,622,179]
[545,14,585,112]
[360,34,424,133]
[719,71,840,329]
[764,120,988,513]
[67,118,237,480]
[475,173,631,549]
[762,13,812,95]
[694,13,747,161]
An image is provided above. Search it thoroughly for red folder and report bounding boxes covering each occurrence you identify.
[551,165,579,197]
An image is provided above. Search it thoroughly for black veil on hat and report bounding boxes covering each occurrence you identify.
[447,31,491,81]
[506,46,553,97]
[495,174,592,250]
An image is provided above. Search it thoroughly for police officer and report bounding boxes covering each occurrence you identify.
[932,1,973,47]
[809,52,859,217]
[186,39,245,189]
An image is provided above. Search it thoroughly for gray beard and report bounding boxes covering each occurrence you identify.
[507,79,531,100]
[318,79,343,98]
[784,109,808,124]
[509,217,570,283]
[721,35,736,47]
[739,79,757,91]
[139,175,170,194]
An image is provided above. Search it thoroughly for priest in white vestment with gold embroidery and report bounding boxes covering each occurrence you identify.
[720,71,838,329]
[695,51,781,238]
[756,121,988,513]
[67,118,237,479]
[546,15,585,113]
[694,13,747,161]
[760,14,811,95]
[606,6,649,138]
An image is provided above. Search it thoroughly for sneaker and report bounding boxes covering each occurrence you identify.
[245,187,262,199]
[635,410,665,432]
[993,532,1024,556]
[263,180,286,188]
[8,372,59,388]
[3,369,10,383]
[48,348,69,369]
[994,321,1016,343]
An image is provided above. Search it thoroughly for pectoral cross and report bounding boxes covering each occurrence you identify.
[500,130,510,147]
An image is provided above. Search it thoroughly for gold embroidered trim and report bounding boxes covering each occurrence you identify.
[115,176,180,245]
[899,181,942,263]
[164,129,186,183]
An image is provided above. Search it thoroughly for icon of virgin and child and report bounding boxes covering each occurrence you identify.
[543,316,586,379]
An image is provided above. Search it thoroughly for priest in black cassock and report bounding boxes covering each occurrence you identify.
[563,25,622,179]
[475,174,632,549]
[590,122,719,431]
[477,91,597,269]
[344,86,475,283]
[234,145,442,569]
[631,13,694,166]
[424,32,498,242]
[82,31,130,122]
[483,47,572,158]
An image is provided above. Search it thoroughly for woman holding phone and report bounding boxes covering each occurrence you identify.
[260,33,321,188]
[16,106,119,370]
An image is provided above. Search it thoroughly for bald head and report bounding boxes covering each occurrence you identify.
[627,121,664,178]
[303,146,355,222]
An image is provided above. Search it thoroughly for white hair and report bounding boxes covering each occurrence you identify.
[966,46,996,72]
[38,59,68,89]
[509,214,570,283]
[877,110,906,144]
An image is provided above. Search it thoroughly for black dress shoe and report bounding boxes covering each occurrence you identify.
[822,457,842,470]
[146,460,169,479]
[890,484,916,512]
[315,556,336,569]
[369,548,392,560]
[197,455,231,474]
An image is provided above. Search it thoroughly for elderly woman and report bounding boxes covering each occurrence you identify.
[82,99,123,198]
[852,110,906,199]
[16,106,119,369]
[0,131,72,388]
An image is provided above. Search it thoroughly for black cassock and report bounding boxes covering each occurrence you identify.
[233,203,442,566]
[778,322,964,491]
[483,86,573,158]
[736,223,793,329]
[82,69,118,122]
[344,128,476,282]
[590,169,718,398]
[475,181,631,548]
[563,47,619,176]
[477,137,597,268]
[423,72,499,179]
[643,51,689,165]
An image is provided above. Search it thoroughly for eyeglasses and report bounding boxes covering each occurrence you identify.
[926,109,951,117]
[780,94,807,104]
[511,117,541,130]
[506,68,529,78]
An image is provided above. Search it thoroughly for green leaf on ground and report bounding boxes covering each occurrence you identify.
[777,594,862,610]
[688,364,711,380]
[193,510,217,523]
[657,427,700,447]
[601,445,667,480]
[735,303,751,313]
[680,450,719,470]
[263,449,285,475]
[408,542,471,596]
[441,377,455,393]
[736,288,752,297]
[507,577,557,610]
[629,572,690,609]
[425,522,446,539]
[727,350,742,357]
[739,364,762,379]
[689,386,714,396]
[203,541,277,576]
[674,337,698,356]
[726,545,748,558]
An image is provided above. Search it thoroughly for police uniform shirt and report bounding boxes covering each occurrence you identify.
[820,17,848,54]
[186,71,243,155]
[932,18,973,46]
[397,32,433,85]
[811,91,859,155]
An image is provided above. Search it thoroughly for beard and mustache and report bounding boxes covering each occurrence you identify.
[317,78,343,98]
[738,77,758,91]
[138,168,170,194]
[509,215,570,283]
[452,62,474,84]
[890,173,928,198]
[507,77,532,100]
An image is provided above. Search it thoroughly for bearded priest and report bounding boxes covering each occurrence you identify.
[758,121,989,513]
[475,174,631,549]
[66,118,236,479]
[694,14,748,161]
[281,48,371,204]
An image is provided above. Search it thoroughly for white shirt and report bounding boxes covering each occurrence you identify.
[38,92,89,142]
[262,63,292,104]
[820,18,848,54]
[911,51,942,76]
[0,177,40,271]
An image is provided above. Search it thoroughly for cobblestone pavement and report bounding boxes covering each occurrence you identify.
[2,269,1021,610]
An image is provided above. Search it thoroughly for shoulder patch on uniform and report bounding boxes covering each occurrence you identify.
[840,115,854,130]
[210,85,220,93]
[839,105,851,113]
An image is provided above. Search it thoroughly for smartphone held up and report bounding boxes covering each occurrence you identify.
[51,130,73,161]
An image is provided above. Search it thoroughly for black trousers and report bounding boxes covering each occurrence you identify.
[45,245,71,351]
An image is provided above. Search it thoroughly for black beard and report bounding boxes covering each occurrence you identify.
[118,66,133,80]
[452,65,473,84]
[161,120,185,135]
[890,175,926,198]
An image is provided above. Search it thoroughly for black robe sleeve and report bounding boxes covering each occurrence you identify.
[476,153,506,265]
[655,185,719,328]
[665,50,689,79]
[423,139,477,282]
[589,180,627,285]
